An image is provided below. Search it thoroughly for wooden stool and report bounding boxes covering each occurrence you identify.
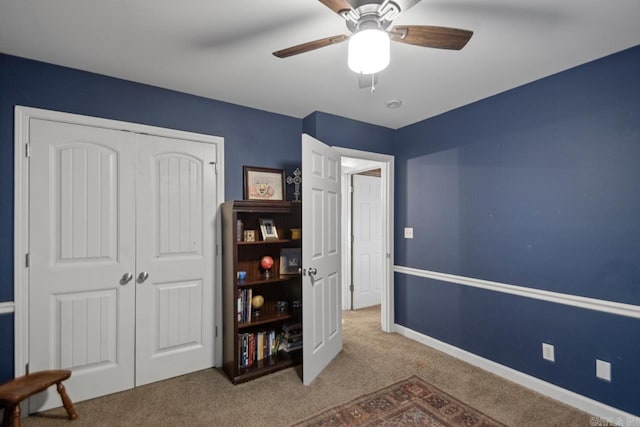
[0,370,77,427]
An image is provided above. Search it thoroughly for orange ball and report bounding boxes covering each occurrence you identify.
[260,256,274,270]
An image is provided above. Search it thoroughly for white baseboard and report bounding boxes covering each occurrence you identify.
[394,323,637,425]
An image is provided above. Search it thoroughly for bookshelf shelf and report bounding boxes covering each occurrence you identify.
[236,274,299,288]
[221,200,302,384]
[237,239,294,246]
[238,313,292,329]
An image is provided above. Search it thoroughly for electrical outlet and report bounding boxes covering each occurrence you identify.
[404,227,413,239]
[542,343,555,362]
[596,359,611,382]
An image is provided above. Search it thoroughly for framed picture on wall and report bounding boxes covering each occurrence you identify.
[243,166,285,201]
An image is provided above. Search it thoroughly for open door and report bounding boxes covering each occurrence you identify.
[302,133,342,385]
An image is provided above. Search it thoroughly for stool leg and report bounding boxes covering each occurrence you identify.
[2,404,17,427]
[11,404,21,427]
[56,382,78,421]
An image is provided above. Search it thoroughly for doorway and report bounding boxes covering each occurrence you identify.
[334,148,394,332]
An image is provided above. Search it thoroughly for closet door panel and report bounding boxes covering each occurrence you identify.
[135,134,217,386]
[29,119,136,411]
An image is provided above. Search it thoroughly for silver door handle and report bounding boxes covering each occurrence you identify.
[120,273,133,285]
[307,267,317,277]
[137,271,149,283]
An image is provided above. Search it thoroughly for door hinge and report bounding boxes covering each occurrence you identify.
[349,283,355,292]
[215,326,218,338]
[25,253,29,268]
[25,143,31,157]
[25,363,29,375]
[209,161,217,174]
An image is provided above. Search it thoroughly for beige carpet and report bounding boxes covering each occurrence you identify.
[24,306,592,426]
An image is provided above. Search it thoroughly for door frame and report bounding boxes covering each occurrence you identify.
[333,147,394,333]
[13,106,225,379]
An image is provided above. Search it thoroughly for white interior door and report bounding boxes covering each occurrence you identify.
[28,117,218,410]
[29,119,136,410]
[135,134,216,385]
[302,133,342,385]
[352,174,383,309]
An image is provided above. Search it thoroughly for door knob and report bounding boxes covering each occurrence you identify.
[120,273,133,285]
[137,271,149,283]
[307,267,317,277]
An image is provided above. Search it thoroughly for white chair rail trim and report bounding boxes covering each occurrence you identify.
[0,302,15,315]
[394,265,640,319]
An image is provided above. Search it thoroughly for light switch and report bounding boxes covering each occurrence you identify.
[404,227,413,239]
[596,359,611,382]
[542,343,555,362]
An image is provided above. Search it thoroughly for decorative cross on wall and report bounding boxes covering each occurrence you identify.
[286,168,302,202]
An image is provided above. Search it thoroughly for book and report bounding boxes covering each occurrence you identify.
[248,333,255,367]
[282,323,302,335]
[279,341,302,352]
[246,288,252,323]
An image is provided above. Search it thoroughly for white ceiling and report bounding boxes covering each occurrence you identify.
[1,1,639,129]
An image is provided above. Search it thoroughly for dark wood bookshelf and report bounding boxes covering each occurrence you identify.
[221,200,302,384]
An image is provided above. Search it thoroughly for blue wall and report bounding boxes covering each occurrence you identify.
[0,53,393,383]
[0,313,13,382]
[395,45,640,415]
[303,111,395,155]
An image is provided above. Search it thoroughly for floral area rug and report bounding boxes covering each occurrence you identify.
[291,375,507,426]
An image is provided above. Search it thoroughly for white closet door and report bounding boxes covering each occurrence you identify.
[29,119,136,410]
[28,117,219,411]
[134,134,217,386]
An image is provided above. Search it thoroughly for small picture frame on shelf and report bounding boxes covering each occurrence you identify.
[243,166,285,201]
[259,218,279,241]
[280,248,302,275]
[243,230,256,242]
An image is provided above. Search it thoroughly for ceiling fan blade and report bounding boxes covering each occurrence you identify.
[393,0,423,14]
[390,25,473,50]
[318,0,353,15]
[273,35,348,58]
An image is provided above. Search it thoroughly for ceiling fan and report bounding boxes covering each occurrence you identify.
[273,0,473,75]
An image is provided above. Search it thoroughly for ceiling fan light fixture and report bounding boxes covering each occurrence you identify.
[348,29,390,74]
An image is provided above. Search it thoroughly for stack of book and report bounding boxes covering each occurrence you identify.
[237,288,252,323]
[280,323,302,352]
[238,330,279,369]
